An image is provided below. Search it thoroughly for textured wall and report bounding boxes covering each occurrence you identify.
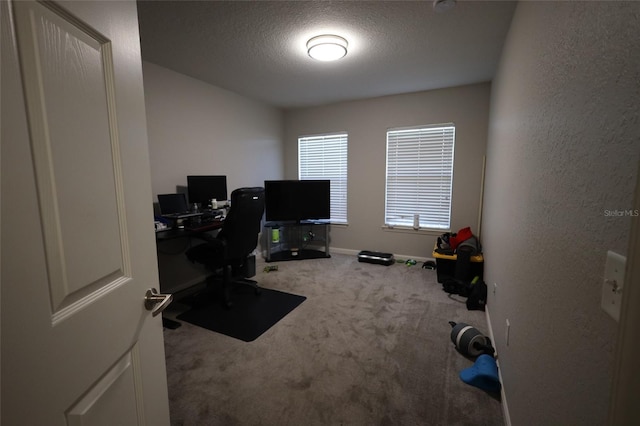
[483,2,640,424]
[284,84,490,258]
[142,62,284,200]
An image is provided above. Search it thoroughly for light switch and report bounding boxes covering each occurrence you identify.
[601,250,626,321]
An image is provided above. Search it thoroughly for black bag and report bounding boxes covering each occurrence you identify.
[466,280,487,311]
[454,249,473,282]
[442,278,470,297]
[457,235,482,256]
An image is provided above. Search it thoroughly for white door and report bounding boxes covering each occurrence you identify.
[1,0,171,424]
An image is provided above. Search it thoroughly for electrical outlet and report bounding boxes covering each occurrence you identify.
[505,319,510,346]
[493,282,497,295]
[601,250,626,321]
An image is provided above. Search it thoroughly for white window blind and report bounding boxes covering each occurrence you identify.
[385,124,455,230]
[299,133,348,223]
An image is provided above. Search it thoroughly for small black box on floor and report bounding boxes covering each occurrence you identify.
[358,250,395,266]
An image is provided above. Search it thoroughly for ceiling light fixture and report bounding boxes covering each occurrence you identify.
[307,35,348,61]
[433,0,456,13]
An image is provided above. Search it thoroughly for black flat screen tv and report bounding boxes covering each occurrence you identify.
[264,180,330,222]
[187,175,228,205]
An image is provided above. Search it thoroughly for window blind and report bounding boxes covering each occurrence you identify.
[299,133,348,223]
[385,124,455,230]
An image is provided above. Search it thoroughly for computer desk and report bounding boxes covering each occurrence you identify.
[155,219,224,240]
[155,218,224,294]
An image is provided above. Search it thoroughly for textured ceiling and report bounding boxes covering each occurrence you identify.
[137,0,517,109]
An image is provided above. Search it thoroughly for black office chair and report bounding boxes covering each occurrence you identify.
[186,187,265,308]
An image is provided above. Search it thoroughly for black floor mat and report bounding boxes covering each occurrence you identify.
[176,287,306,342]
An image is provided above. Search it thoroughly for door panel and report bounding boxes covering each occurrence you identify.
[66,349,140,425]
[1,1,170,424]
[15,0,127,317]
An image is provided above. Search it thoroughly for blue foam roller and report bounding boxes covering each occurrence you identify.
[459,354,501,393]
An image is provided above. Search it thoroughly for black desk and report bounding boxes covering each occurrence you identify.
[155,219,224,294]
[155,219,224,241]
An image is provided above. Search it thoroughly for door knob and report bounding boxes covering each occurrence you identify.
[144,288,173,317]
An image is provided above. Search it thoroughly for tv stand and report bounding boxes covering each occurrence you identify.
[264,221,330,262]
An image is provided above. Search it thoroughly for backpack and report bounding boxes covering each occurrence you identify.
[466,279,487,311]
[442,276,487,312]
[442,278,471,297]
[457,235,482,256]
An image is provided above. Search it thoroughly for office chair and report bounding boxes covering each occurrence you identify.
[185,187,265,308]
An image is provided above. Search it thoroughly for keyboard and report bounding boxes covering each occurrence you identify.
[185,216,224,231]
[161,212,202,219]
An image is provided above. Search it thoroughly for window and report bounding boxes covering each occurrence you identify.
[385,124,455,230]
[298,133,348,224]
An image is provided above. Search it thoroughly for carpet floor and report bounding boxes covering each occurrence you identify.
[162,253,504,426]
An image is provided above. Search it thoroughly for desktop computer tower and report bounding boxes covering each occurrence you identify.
[243,254,256,278]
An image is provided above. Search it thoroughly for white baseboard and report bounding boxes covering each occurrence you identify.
[260,246,434,264]
[330,247,434,263]
[329,247,360,256]
[485,306,512,426]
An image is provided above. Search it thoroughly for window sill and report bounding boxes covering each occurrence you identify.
[381,225,447,236]
[330,222,349,228]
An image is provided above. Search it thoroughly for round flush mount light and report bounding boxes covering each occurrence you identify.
[433,0,456,13]
[307,35,348,61]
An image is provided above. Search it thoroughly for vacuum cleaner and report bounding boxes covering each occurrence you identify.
[449,321,495,357]
[449,321,501,393]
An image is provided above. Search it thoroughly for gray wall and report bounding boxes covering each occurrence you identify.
[143,62,284,202]
[143,62,284,293]
[284,84,490,258]
[482,2,640,424]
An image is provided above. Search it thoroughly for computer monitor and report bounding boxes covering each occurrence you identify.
[264,180,330,222]
[187,175,228,205]
[158,193,189,215]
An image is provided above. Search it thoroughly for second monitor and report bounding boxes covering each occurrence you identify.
[187,175,228,206]
[264,179,330,223]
